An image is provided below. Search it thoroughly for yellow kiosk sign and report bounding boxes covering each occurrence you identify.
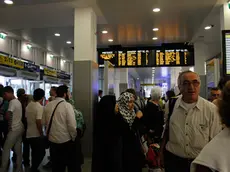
[0,55,24,69]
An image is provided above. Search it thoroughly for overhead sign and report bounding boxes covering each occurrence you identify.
[44,68,57,77]
[57,71,71,80]
[0,55,24,69]
[98,46,194,68]
[24,62,40,73]
[155,49,194,67]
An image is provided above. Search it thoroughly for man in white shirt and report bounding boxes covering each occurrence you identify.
[43,85,78,172]
[160,71,222,172]
[0,86,24,172]
[26,88,46,172]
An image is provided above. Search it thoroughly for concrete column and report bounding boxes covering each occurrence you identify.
[220,3,230,30]
[194,41,207,98]
[119,68,128,94]
[72,7,97,158]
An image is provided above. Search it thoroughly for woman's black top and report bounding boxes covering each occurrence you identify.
[144,101,164,142]
[116,113,144,172]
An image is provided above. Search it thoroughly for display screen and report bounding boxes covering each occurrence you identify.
[155,49,193,66]
[98,46,194,68]
[223,32,230,75]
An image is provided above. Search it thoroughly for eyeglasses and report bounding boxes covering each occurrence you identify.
[182,80,200,87]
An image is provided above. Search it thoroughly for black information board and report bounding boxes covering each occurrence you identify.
[98,45,194,68]
[222,30,230,76]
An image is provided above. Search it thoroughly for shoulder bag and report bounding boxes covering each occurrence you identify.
[44,100,64,149]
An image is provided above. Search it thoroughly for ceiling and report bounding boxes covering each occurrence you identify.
[0,0,227,82]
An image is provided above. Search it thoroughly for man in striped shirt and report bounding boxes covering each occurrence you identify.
[160,71,222,172]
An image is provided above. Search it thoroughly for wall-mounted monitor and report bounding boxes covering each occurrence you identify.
[222,30,230,76]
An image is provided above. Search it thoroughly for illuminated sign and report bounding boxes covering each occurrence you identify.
[98,46,194,68]
[222,31,230,75]
[0,55,24,69]
[155,49,192,67]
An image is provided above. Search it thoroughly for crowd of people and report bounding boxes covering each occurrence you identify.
[0,84,85,172]
[93,70,230,172]
[0,70,230,172]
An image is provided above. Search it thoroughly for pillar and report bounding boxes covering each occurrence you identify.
[194,41,207,98]
[220,3,230,31]
[73,7,97,157]
[119,68,128,94]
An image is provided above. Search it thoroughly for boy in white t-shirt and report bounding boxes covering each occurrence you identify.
[0,86,24,172]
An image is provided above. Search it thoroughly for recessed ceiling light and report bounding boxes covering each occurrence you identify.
[137,78,139,80]
[54,33,60,37]
[204,25,213,30]
[4,0,13,5]
[153,28,159,31]
[152,37,158,40]
[102,30,108,34]
[153,8,160,12]
[66,41,71,44]
[108,39,113,42]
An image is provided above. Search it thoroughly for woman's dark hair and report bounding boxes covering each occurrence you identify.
[166,90,175,100]
[33,88,45,101]
[0,84,3,97]
[56,85,68,98]
[218,77,230,90]
[219,81,230,127]
[126,88,137,100]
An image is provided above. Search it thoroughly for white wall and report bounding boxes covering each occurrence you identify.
[21,41,33,61]
[0,37,10,54]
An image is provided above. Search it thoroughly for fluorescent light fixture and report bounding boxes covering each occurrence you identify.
[152,37,158,40]
[153,8,160,12]
[204,25,213,30]
[4,0,13,5]
[108,39,113,42]
[153,28,159,31]
[0,32,7,39]
[66,41,71,44]
[26,44,32,49]
[54,33,60,37]
[102,30,108,34]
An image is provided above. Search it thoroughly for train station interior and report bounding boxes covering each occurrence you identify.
[0,0,230,172]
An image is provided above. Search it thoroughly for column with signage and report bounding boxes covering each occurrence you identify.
[73,7,98,158]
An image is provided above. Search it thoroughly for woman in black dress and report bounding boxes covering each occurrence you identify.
[116,92,144,172]
[144,86,164,143]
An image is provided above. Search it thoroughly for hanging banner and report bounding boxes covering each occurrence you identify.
[44,68,57,77]
[0,55,24,69]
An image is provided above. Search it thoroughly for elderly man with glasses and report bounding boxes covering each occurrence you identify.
[159,71,222,172]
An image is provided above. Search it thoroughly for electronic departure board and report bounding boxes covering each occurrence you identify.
[222,30,230,75]
[97,45,194,68]
[98,51,116,67]
[155,49,193,66]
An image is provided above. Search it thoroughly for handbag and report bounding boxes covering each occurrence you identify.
[44,100,64,149]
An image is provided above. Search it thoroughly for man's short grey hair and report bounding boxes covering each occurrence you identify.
[177,70,201,86]
[151,86,162,101]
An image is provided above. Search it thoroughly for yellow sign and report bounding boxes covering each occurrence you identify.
[44,68,57,77]
[0,55,24,69]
